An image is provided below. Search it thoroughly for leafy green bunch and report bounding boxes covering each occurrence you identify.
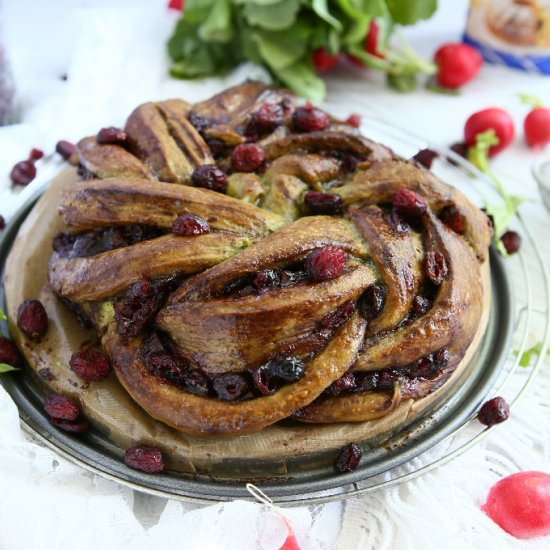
[168,0,437,100]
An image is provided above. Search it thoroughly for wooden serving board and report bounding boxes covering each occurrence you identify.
[4,169,491,478]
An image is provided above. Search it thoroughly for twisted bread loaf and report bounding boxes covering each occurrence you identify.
[48,81,492,437]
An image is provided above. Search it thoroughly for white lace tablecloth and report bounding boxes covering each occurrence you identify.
[0,1,549,548]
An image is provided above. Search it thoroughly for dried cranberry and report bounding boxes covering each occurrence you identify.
[392,188,427,217]
[433,347,450,369]
[124,446,165,473]
[293,103,330,132]
[501,230,521,255]
[29,148,44,161]
[345,114,362,128]
[96,126,128,145]
[69,349,112,382]
[247,103,284,136]
[51,417,90,433]
[354,372,379,392]
[358,283,387,320]
[251,364,277,396]
[478,396,510,427]
[251,269,282,291]
[410,356,439,379]
[0,215,5,230]
[10,160,36,186]
[212,373,249,401]
[115,278,176,338]
[448,141,468,164]
[439,205,465,234]
[425,251,448,285]
[326,371,356,396]
[206,138,229,159]
[264,356,305,383]
[183,367,210,396]
[412,295,432,316]
[305,246,346,282]
[304,191,344,215]
[318,301,356,333]
[335,443,363,473]
[145,351,181,379]
[191,164,228,192]
[56,140,77,160]
[172,214,210,236]
[412,148,438,169]
[231,143,265,173]
[17,299,48,340]
[0,337,22,367]
[386,208,410,233]
[341,154,360,173]
[44,393,81,421]
[377,369,400,390]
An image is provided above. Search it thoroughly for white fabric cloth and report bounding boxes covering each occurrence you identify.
[0,1,549,549]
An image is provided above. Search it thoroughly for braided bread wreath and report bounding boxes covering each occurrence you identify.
[5,81,492,475]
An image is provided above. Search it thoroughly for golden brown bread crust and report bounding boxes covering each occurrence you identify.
[38,81,492,436]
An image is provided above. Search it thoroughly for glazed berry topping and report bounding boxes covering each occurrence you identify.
[191,164,228,192]
[69,349,112,382]
[439,205,465,234]
[96,126,128,145]
[265,356,305,383]
[293,103,331,133]
[0,337,22,367]
[501,230,521,255]
[55,140,77,160]
[212,373,249,401]
[304,191,344,215]
[231,143,265,173]
[336,443,363,473]
[145,351,183,381]
[44,394,81,421]
[326,371,356,396]
[358,283,387,320]
[425,251,448,285]
[392,188,427,217]
[410,357,439,380]
[124,446,165,473]
[412,148,438,169]
[412,295,433,317]
[354,372,380,393]
[305,246,346,282]
[247,102,284,136]
[478,396,510,427]
[17,299,48,340]
[345,114,362,128]
[251,269,282,291]
[172,214,210,236]
[51,417,90,433]
[10,160,36,186]
[29,148,44,161]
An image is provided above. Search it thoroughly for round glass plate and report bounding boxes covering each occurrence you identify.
[0,111,548,506]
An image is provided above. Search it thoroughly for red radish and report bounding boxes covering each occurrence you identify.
[482,471,550,539]
[168,0,184,10]
[365,20,384,59]
[312,48,340,73]
[346,113,362,128]
[524,107,550,148]
[434,43,482,89]
[464,108,515,156]
[346,20,385,68]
